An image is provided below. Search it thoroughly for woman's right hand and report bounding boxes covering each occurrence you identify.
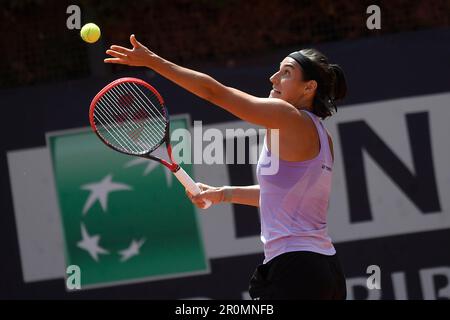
[186,183,225,209]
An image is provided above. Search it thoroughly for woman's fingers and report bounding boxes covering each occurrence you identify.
[130,34,141,49]
[104,58,126,64]
[185,189,194,199]
[186,183,219,208]
[186,189,208,208]
[110,45,132,54]
[194,198,207,208]
[193,191,217,205]
[106,49,128,59]
[104,35,151,67]
[196,182,210,192]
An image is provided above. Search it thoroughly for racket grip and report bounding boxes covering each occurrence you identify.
[174,167,212,209]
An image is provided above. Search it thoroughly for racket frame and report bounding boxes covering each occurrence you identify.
[89,77,211,209]
[89,77,179,172]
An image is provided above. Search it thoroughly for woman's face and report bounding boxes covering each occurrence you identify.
[269,57,314,107]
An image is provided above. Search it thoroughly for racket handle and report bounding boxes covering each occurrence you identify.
[174,167,212,209]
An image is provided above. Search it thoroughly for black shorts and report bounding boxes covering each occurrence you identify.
[248,251,347,300]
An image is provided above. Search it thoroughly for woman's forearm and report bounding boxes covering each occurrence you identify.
[145,55,220,103]
[220,185,260,207]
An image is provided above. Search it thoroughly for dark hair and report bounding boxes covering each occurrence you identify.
[298,48,347,119]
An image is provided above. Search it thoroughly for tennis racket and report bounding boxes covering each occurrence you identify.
[89,77,211,209]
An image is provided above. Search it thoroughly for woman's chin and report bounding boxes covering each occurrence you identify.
[269,90,281,98]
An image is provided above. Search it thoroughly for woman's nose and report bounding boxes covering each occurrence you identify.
[270,72,278,84]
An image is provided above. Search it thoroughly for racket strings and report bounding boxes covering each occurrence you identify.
[93,82,168,154]
[105,87,160,146]
[116,83,167,146]
[97,92,160,152]
[127,83,167,124]
[119,82,167,133]
[95,103,146,153]
[96,98,146,153]
[97,91,155,151]
[119,83,167,139]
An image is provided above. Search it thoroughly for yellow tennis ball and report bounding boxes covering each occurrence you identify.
[80,23,101,43]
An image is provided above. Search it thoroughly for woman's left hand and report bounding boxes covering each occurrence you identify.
[104,34,156,67]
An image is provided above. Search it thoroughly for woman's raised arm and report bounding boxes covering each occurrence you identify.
[105,35,306,130]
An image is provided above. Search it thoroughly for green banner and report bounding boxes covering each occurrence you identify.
[48,116,208,289]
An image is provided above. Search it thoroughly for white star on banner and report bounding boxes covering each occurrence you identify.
[124,157,173,187]
[77,223,109,262]
[118,238,146,262]
[81,174,132,214]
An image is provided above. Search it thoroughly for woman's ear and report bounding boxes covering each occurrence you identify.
[304,80,318,93]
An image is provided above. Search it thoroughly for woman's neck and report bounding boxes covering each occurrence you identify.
[295,104,314,112]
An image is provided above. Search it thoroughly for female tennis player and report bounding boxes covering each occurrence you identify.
[105,34,347,300]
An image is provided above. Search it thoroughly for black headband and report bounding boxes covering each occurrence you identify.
[287,51,321,83]
[288,51,337,112]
